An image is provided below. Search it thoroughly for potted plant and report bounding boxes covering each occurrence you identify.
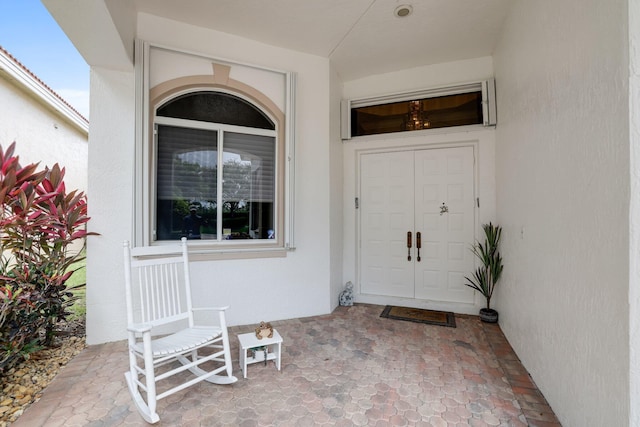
[464,222,503,323]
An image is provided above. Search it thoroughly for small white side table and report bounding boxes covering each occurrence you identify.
[237,329,283,379]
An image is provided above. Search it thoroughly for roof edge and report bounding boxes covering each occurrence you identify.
[0,46,89,135]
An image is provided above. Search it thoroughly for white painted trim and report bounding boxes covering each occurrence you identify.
[346,124,486,144]
[134,40,150,245]
[154,116,277,137]
[340,99,351,140]
[348,81,483,108]
[141,41,292,77]
[284,72,296,250]
[0,49,88,134]
[481,79,497,126]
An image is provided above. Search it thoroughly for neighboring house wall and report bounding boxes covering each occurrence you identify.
[0,49,88,195]
[493,1,629,426]
[341,57,497,315]
[85,13,335,344]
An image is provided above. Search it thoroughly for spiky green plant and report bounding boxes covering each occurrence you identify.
[464,222,503,310]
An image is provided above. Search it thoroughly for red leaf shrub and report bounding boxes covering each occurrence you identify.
[0,142,96,372]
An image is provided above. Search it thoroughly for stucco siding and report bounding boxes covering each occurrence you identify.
[85,67,136,345]
[629,0,640,425]
[0,75,87,194]
[329,64,345,309]
[85,14,335,344]
[493,1,629,425]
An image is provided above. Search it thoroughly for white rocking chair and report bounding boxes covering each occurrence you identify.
[123,237,237,424]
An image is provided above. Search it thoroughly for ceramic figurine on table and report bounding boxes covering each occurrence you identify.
[255,321,274,339]
[339,281,354,306]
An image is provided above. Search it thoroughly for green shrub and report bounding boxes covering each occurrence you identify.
[64,252,86,320]
[0,284,43,371]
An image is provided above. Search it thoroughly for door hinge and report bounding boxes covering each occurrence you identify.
[355,197,359,209]
[477,197,480,208]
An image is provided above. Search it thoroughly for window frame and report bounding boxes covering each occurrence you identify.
[341,79,496,140]
[350,91,484,137]
[134,41,296,257]
[152,113,279,248]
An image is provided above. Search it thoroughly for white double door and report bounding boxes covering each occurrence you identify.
[359,146,476,304]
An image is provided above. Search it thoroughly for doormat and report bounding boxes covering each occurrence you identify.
[380,305,456,328]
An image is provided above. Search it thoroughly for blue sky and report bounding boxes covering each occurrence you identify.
[0,0,90,118]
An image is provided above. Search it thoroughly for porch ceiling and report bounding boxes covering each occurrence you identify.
[131,0,512,81]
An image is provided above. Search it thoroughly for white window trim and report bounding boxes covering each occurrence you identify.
[134,40,297,254]
[155,116,277,138]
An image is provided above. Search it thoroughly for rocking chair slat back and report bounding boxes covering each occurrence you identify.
[125,241,193,329]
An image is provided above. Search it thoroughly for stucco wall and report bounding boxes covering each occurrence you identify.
[493,1,629,425]
[85,67,136,345]
[0,76,87,194]
[85,14,335,344]
[329,64,344,309]
[341,57,497,314]
[342,57,494,101]
[629,0,640,425]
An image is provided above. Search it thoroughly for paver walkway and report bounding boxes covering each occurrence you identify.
[14,304,561,426]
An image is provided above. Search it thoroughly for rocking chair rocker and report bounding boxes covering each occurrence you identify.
[123,238,237,424]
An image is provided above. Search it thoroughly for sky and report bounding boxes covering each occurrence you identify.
[0,0,90,119]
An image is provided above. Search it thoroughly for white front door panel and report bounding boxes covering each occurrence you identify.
[359,146,475,304]
[360,151,415,298]
[413,147,475,303]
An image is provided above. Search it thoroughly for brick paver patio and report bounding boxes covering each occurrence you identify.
[14,304,560,426]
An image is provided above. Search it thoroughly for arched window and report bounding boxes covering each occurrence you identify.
[153,91,280,244]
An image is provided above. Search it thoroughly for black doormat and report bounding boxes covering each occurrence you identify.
[380,305,456,328]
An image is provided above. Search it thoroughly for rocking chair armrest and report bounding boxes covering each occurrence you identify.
[127,323,153,333]
[191,306,230,313]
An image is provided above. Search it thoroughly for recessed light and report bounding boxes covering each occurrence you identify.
[394,5,413,18]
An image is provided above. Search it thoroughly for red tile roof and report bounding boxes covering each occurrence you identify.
[0,45,88,124]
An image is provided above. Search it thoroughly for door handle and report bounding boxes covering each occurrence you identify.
[416,232,421,262]
[407,231,412,261]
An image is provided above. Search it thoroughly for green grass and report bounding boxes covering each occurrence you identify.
[65,253,87,320]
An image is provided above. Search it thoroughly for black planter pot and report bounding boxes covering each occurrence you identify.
[479,308,499,323]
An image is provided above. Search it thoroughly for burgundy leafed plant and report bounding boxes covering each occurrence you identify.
[0,142,96,371]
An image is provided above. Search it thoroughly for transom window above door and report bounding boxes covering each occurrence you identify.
[154,91,279,245]
[351,92,483,137]
[342,79,496,139]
